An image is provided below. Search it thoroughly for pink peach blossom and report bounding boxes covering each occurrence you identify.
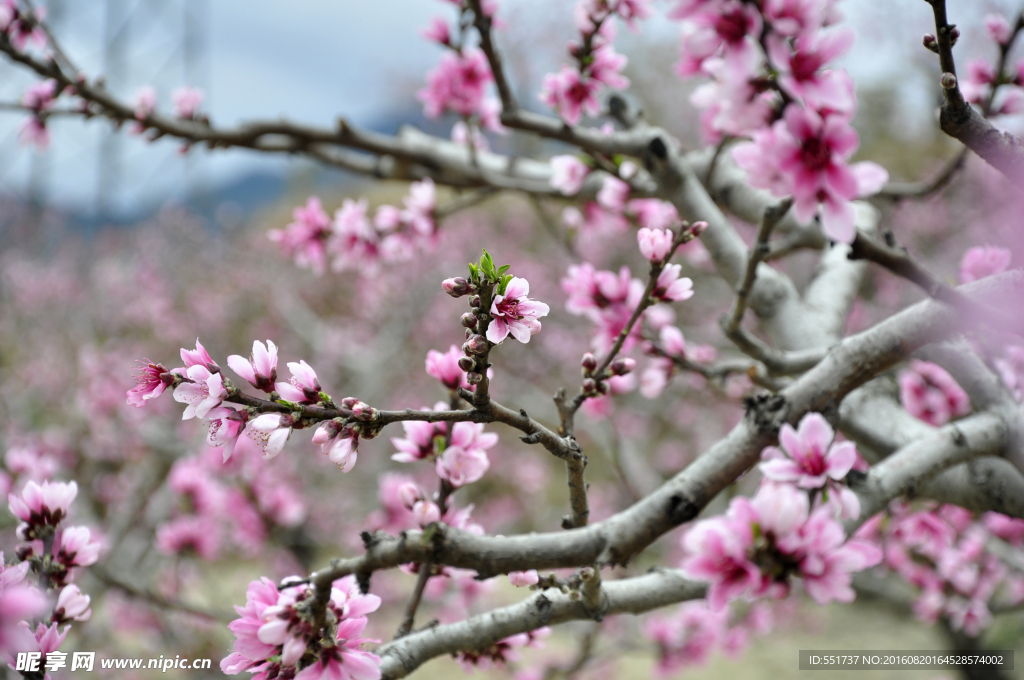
[426,346,468,390]
[228,340,279,392]
[959,245,1011,284]
[638,227,674,262]
[899,359,971,426]
[275,360,322,404]
[487,277,550,344]
[550,155,590,195]
[760,412,856,489]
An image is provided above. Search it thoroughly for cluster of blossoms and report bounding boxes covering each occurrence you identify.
[391,402,497,489]
[18,78,60,148]
[562,259,693,355]
[418,1,505,145]
[270,180,437,276]
[898,360,971,427]
[645,600,783,675]
[859,504,1024,636]
[538,0,644,124]
[1,480,98,664]
[955,13,1024,115]
[155,448,307,561]
[0,0,47,53]
[667,0,888,241]
[682,413,880,610]
[222,575,383,680]
[127,339,376,471]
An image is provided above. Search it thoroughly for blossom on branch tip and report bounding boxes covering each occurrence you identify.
[638,227,674,262]
[8,480,77,529]
[126,360,173,407]
[180,339,218,371]
[487,277,550,344]
[228,340,279,392]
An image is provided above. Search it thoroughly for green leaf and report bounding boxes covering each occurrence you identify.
[497,264,510,276]
[420,523,438,545]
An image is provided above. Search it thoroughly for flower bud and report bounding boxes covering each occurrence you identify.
[351,401,376,421]
[689,220,708,236]
[464,334,489,355]
[413,500,441,526]
[466,372,483,385]
[582,378,597,394]
[949,25,960,45]
[458,355,476,372]
[581,352,597,373]
[940,72,958,90]
[397,483,421,510]
[469,295,481,308]
[442,277,470,298]
[923,33,938,53]
[610,357,636,376]
[460,312,478,330]
[596,380,609,394]
[340,397,360,409]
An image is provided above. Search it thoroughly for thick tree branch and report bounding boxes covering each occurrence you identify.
[376,569,705,679]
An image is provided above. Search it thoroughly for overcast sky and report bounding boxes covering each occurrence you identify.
[0,0,1015,219]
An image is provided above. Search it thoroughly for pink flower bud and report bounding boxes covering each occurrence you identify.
[458,355,476,372]
[413,500,441,526]
[610,357,636,376]
[397,483,421,510]
[923,34,938,52]
[464,335,489,355]
[582,378,597,393]
[581,352,597,373]
[460,312,478,330]
[689,220,708,236]
[941,72,958,90]
[442,277,471,297]
[469,295,482,308]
